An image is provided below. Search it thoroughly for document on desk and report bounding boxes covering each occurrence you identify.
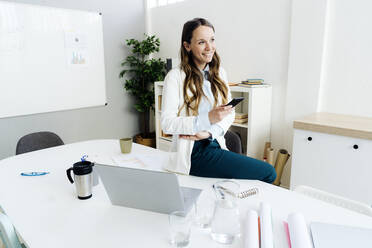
[85,154,115,165]
[135,154,168,171]
[111,153,168,171]
[111,154,144,168]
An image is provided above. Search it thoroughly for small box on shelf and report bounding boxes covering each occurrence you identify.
[234,112,248,124]
[234,118,248,124]
[161,130,172,138]
[235,112,247,119]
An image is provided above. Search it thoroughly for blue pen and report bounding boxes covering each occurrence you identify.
[81,155,88,162]
[21,172,50,176]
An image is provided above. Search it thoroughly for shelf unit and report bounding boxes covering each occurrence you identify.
[154,82,272,159]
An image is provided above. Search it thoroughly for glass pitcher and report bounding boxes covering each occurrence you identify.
[210,180,241,244]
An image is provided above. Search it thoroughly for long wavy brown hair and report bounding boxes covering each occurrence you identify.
[179,18,228,116]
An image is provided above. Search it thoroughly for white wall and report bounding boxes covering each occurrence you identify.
[149,0,292,185]
[283,0,329,186]
[286,0,372,121]
[0,0,145,159]
[319,0,372,117]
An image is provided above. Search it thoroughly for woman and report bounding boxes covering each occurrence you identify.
[161,18,276,183]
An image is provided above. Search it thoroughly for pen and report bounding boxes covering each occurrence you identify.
[21,172,50,176]
[81,155,88,162]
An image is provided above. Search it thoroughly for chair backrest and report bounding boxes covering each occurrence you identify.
[0,213,23,248]
[16,131,64,155]
[224,130,242,154]
[294,185,372,217]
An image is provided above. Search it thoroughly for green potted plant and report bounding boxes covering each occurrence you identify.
[120,34,166,147]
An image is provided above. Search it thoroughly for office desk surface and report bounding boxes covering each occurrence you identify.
[0,139,371,248]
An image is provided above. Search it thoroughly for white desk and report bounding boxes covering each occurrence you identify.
[0,139,371,248]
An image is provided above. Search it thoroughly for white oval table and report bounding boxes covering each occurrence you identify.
[0,139,371,248]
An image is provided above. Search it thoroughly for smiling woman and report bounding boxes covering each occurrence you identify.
[160,18,276,182]
[179,18,228,118]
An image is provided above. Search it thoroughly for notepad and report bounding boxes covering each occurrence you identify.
[311,222,372,248]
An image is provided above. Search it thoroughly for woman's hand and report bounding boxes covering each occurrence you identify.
[179,131,211,140]
[208,105,233,124]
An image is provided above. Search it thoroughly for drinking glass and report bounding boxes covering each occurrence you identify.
[194,187,214,229]
[119,138,132,153]
[169,211,192,247]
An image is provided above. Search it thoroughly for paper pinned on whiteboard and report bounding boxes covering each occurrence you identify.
[67,50,88,65]
[64,32,88,66]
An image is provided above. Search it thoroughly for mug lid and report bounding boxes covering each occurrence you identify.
[73,161,93,175]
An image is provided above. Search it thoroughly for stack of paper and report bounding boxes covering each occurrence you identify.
[111,153,167,171]
[241,79,265,85]
[239,79,270,88]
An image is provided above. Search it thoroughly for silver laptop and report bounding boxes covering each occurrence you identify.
[95,164,201,214]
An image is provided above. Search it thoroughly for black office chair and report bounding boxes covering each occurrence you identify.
[16,131,64,155]
[224,130,242,154]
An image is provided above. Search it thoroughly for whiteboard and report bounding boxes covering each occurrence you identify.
[0,2,106,118]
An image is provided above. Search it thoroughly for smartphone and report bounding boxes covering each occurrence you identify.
[226,97,244,107]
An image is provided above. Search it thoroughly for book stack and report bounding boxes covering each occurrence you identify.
[234,112,248,124]
[240,79,265,87]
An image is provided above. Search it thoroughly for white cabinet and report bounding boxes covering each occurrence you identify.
[290,113,372,205]
[154,81,272,159]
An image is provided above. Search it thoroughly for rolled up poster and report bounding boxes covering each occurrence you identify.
[273,149,290,186]
[266,148,275,166]
[263,142,271,160]
[260,202,274,248]
[287,213,313,248]
[244,210,259,248]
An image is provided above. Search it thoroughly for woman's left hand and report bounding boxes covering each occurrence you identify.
[179,131,211,140]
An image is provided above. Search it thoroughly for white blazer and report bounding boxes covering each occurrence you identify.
[161,67,234,174]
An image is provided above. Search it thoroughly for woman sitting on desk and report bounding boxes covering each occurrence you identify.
[161,18,276,183]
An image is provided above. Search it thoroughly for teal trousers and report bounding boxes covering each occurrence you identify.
[190,139,276,183]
